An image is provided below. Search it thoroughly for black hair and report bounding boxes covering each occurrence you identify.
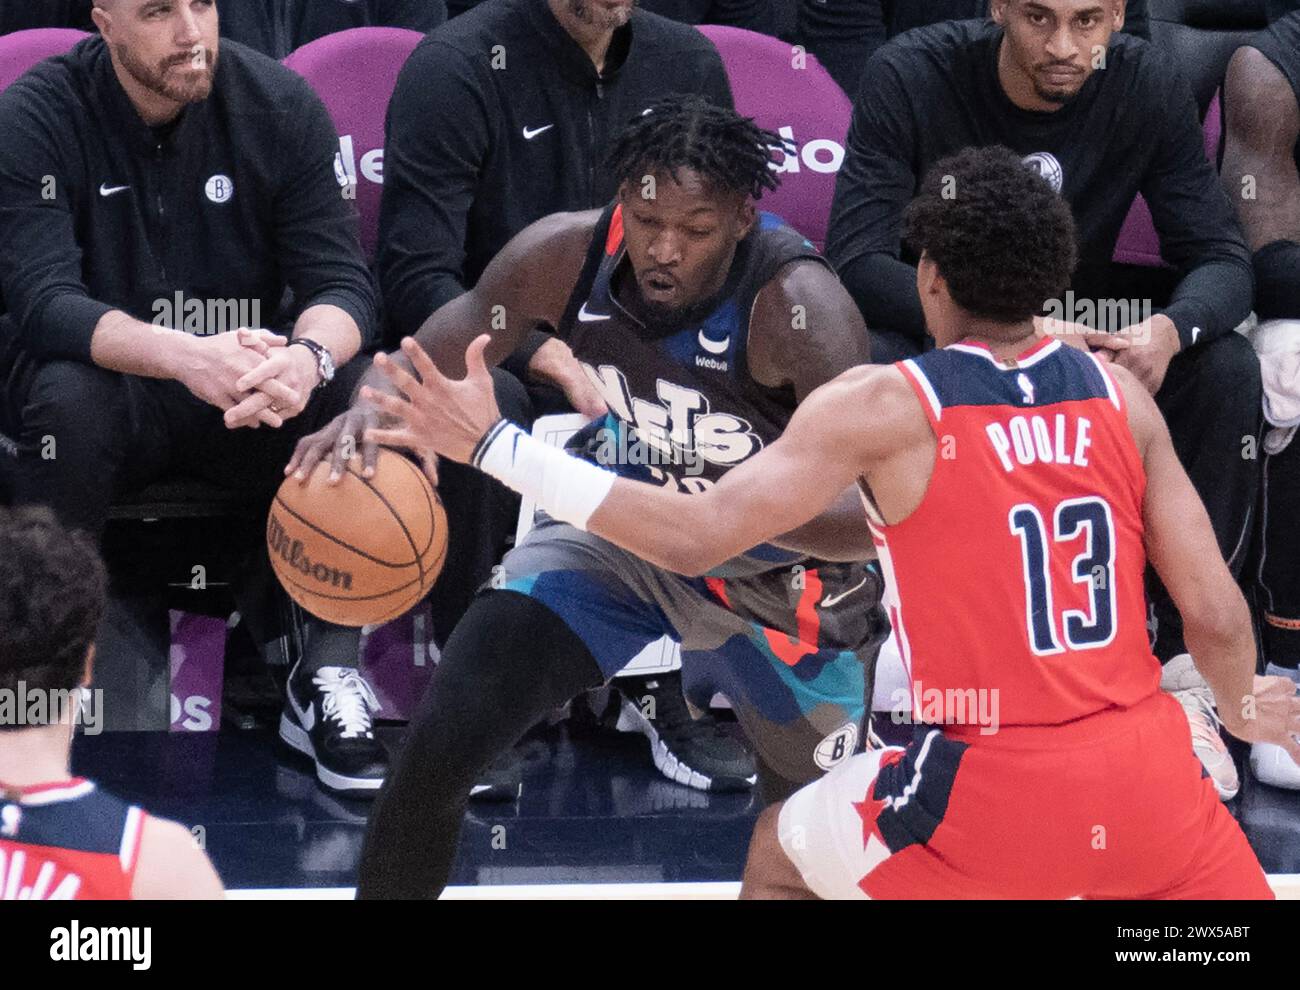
[605,94,789,201]
[0,506,106,713]
[903,145,1078,324]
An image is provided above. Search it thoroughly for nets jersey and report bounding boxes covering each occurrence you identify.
[556,201,830,577]
[866,337,1161,731]
[0,779,145,900]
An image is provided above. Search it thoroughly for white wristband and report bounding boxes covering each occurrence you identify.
[472,420,617,531]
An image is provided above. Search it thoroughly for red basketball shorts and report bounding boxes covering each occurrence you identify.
[776,691,1272,899]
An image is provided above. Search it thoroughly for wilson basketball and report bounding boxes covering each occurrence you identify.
[267,450,447,627]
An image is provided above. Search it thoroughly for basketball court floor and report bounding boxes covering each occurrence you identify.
[69,708,1300,899]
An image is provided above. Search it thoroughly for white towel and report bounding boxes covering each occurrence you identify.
[1253,319,1300,428]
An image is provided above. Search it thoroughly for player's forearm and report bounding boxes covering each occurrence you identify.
[1183,590,1257,737]
[413,291,530,378]
[768,486,876,562]
[293,304,362,366]
[471,420,745,577]
[88,309,196,379]
[588,482,741,577]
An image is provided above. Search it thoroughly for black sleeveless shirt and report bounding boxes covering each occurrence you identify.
[553,201,831,576]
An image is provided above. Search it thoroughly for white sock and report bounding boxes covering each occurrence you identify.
[1265,662,1300,683]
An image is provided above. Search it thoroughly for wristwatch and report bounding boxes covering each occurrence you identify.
[287,338,335,390]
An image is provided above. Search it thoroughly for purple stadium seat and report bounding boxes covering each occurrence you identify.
[1112,90,1224,268]
[283,27,423,264]
[285,30,435,714]
[169,612,224,732]
[0,28,89,92]
[697,25,851,252]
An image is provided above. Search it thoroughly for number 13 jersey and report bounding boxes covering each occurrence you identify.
[865,336,1160,731]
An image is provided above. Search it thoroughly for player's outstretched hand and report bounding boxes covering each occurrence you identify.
[284,403,383,485]
[362,334,501,466]
[1219,675,1300,764]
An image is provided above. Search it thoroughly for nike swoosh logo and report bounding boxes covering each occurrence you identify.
[291,690,315,731]
[1191,326,1202,344]
[523,124,554,140]
[577,302,611,322]
[99,183,130,197]
[698,330,730,355]
[820,576,868,609]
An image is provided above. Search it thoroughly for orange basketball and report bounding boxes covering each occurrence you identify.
[267,449,447,627]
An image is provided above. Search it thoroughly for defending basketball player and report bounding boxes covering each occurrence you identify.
[0,506,224,899]
[289,96,888,897]
[362,145,1300,898]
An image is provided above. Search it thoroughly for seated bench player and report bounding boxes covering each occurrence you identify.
[826,0,1262,801]
[0,0,387,796]
[369,146,1299,899]
[1221,11,1300,790]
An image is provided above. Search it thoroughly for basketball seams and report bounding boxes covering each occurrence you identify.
[274,567,427,603]
[272,493,417,569]
[378,454,439,558]
[269,451,448,626]
[346,459,428,593]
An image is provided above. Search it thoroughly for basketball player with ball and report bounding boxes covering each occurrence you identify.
[288,96,890,898]
[356,145,1300,898]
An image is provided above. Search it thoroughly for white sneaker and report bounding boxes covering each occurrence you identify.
[1160,653,1239,801]
[1250,664,1300,790]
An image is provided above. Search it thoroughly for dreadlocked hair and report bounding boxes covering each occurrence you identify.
[605,94,789,201]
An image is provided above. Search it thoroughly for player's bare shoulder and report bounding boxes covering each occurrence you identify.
[1226,44,1299,137]
[1097,359,1162,458]
[748,258,871,398]
[130,815,225,900]
[507,209,604,273]
[803,362,931,459]
[480,209,605,326]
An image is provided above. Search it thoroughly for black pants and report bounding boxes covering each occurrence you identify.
[868,330,1262,663]
[1257,426,1300,669]
[2,350,367,671]
[1147,333,1262,662]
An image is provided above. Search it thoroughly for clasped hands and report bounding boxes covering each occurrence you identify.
[176,327,321,430]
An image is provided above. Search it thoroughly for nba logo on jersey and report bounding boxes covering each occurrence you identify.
[1,804,19,837]
[1017,373,1035,405]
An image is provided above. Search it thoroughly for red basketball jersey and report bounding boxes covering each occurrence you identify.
[0,778,145,900]
[866,337,1160,731]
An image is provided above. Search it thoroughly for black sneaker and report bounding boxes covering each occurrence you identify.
[280,662,389,798]
[615,671,756,792]
[469,747,524,803]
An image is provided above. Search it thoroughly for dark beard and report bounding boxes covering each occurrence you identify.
[618,264,744,340]
[1032,82,1073,106]
[115,42,217,105]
